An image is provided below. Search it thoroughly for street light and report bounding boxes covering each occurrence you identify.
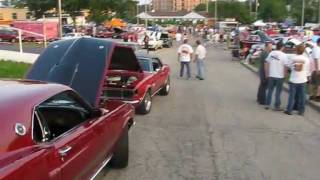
[214,0,218,21]
[302,0,305,26]
[58,0,63,38]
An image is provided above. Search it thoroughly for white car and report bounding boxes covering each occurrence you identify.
[147,31,163,50]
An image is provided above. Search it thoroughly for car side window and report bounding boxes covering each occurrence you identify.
[34,91,91,142]
[152,58,162,72]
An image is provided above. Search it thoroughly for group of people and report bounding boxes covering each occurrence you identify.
[177,39,207,80]
[257,39,320,116]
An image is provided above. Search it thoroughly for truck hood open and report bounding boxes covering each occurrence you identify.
[26,37,114,107]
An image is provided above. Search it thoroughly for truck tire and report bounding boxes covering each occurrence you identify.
[136,92,152,114]
[160,77,170,96]
[110,126,129,168]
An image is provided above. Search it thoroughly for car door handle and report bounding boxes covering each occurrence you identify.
[58,146,72,157]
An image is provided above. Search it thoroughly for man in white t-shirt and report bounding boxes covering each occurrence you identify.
[175,32,182,42]
[310,38,320,101]
[264,42,288,110]
[178,39,193,79]
[194,40,207,80]
[284,45,310,115]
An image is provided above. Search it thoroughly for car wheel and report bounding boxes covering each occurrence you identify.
[160,77,170,96]
[136,91,152,114]
[0,38,2,42]
[11,38,16,43]
[109,126,129,168]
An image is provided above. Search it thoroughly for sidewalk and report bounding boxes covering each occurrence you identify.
[241,62,320,113]
[0,50,38,64]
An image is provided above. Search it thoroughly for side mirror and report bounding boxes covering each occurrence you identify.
[90,108,102,118]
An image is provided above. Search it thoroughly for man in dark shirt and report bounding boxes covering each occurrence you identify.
[257,41,273,105]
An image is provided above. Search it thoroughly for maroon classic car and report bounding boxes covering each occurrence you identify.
[105,52,170,114]
[0,38,138,180]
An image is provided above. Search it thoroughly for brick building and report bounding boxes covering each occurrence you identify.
[153,0,207,12]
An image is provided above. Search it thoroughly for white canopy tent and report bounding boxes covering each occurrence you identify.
[137,12,207,21]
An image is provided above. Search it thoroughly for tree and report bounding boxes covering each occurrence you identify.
[194,1,253,24]
[13,0,56,19]
[258,0,287,22]
[63,0,89,25]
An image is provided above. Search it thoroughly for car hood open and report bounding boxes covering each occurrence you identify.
[26,38,114,107]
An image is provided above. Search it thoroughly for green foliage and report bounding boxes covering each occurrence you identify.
[0,60,31,79]
[13,0,56,19]
[258,0,287,22]
[194,1,253,24]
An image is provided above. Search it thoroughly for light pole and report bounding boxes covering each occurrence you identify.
[206,0,209,13]
[214,0,218,21]
[145,0,148,28]
[58,0,63,38]
[302,0,305,26]
[318,0,320,23]
[137,3,140,24]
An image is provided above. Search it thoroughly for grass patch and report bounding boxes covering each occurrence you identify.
[0,60,31,78]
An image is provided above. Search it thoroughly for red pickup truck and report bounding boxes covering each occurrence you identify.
[105,52,170,114]
[0,38,137,180]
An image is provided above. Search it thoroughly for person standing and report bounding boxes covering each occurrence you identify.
[175,32,182,43]
[257,41,273,105]
[143,33,150,54]
[310,38,320,101]
[264,42,288,110]
[178,39,193,79]
[194,40,207,80]
[284,45,310,115]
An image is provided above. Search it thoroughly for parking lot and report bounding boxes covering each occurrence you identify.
[96,43,320,180]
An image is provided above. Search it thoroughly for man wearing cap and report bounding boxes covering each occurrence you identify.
[257,41,273,105]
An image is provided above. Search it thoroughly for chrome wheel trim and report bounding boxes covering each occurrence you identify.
[166,83,170,92]
[145,95,151,111]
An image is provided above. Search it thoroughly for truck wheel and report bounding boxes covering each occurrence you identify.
[160,77,170,96]
[110,126,129,168]
[136,92,152,114]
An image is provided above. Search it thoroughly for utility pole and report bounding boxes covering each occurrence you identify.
[58,0,63,38]
[318,0,320,23]
[302,0,305,26]
[249,0,252,16]
[215,0,218,21]
[137,3,140,25]
[255,0,258,20]
[145,0,148,28]
[206,0,209,13]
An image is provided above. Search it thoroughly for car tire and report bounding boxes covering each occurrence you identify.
[109,126,129,168]
[160,77,170,96]
[136,91,152,114]
[11,38,16,43]
[0,38,2,42]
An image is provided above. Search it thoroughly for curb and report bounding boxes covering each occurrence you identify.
[240,62,320,113]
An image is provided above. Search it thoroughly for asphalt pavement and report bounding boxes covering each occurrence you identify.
[98,42,320,180]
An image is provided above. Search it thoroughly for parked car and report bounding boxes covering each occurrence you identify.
[61,32,87,40]
[0,38,136,180]
[147,31,163,50]
[116,41,143,53]
[104,53,170,114]
[159,32,173,48]
[96,29,114,38]
[0,29,19,42]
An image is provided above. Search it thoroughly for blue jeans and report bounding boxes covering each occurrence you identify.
[180,62,191,78]
[266,77,284,108]
[196,59,205,79]
[286,83,306,114]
